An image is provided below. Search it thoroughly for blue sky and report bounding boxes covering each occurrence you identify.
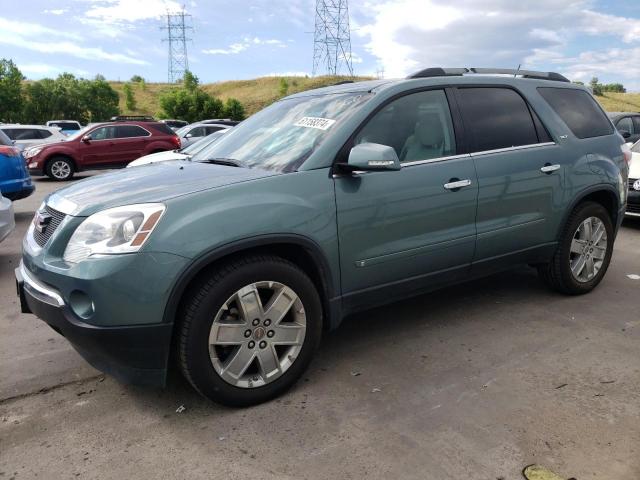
[1,0,640,90]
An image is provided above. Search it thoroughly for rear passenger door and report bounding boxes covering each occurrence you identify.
[115,125,152,163]
[454,87,565,267]
[334,89,478,310]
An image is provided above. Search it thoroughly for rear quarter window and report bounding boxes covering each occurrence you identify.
[151,123,176,136]
[538,87,613,139]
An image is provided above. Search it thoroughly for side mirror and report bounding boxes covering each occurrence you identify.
[344,143,401,172]
[620,130,631,139]
[185,133,193,139]
[81,134,92,143]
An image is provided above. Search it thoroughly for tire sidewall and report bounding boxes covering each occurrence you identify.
[183,259,322,407]
[559,202,614,293]
[46,157,73,181]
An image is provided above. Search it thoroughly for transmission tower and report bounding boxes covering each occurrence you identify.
[161,9,193,83]
[312,0,354,77]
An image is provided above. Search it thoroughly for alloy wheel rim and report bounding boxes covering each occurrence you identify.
[51,161,70,179]
[208,281,306,388]
[569,216,607,283]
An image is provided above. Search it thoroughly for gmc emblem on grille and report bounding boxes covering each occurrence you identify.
[35,211,52,234]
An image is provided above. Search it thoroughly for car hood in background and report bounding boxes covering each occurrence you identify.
[47,161,278,216]
[127,150,186,167]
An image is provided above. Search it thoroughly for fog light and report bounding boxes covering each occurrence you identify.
[29,162,38,168]
[69,290,95,319]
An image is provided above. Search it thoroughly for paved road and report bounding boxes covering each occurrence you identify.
[1,173,639,479]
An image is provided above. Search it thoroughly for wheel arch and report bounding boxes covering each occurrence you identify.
[163,234,340,332]
[44,153,78,173]
[559,184,620,241]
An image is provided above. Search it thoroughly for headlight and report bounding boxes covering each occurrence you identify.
[63,203,166,264]
[24,147,42,159]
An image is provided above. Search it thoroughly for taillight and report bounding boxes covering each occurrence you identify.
[621,143,632,165]
[172,135,181,149]
[0,145,19,157]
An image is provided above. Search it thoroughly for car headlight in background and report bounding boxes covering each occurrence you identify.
[63,203,166,264]
[23,147,43,159]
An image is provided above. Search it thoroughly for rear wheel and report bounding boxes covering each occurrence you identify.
[177,255,322,407]
[46,157,74,181]
[538,201,614,295]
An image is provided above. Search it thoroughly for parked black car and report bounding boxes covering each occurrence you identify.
[607,112,640,144]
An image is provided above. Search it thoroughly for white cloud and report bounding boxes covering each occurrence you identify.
[0,17,148,66]
[43,9,67,15]
[18,63,89,77]
[83,0,183,23]
[354,0,640,87]
[202,37,287,55]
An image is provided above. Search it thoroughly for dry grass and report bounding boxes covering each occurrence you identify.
[109,77,640,118]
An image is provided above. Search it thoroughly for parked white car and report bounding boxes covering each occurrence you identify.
[175,122,231,148]
[46,120,82,136]
[0,125,67,150]
[127,130,228,167]
[627,140,640,217]
[0,191,15,244]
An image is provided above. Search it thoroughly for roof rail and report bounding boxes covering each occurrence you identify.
[407,67,570,83]
[109,115,156,122]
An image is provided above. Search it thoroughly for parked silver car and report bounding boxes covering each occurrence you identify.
[0,124,67,150]
[0,191,15,244]
[175,122,231,148]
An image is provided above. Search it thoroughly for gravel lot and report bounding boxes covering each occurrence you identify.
[1,173,639,479]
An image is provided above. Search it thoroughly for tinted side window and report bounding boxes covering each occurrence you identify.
[457,88,538,152]
[38,130,52,139]
[1,129,17,140]
[633,116,640,133]
[616,117,634,134]
[188,127,206,137]
[538,87,613,139]
[117,125,150,138]
[0,129,11,146]
[91,126,117,140]
[205,126,224,134]
[355,89,456,163]
[13,129,42,140]
[153,123,176,135]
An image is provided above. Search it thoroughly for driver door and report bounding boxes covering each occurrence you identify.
[333,89,478,311]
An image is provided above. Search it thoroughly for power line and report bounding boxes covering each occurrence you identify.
[312,0,354,77]
[161,9,193,83]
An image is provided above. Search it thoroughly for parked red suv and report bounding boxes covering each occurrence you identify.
[23,120,180,180]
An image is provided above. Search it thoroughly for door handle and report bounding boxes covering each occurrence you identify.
[443,179,472,191]
[540,163,560,174]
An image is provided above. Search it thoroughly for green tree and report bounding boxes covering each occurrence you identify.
[224,98,246,121]
[80,77,119,122]
[0,59,25,122]
[130,74,144,83]
[590,77,603,96]
[279,77,289,97]
[123,82,137,111]
[602,83,626,93]
[159,71,235,123]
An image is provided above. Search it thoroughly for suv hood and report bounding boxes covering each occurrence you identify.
[47,160,277,216]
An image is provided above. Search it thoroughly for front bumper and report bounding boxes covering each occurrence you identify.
[16,261,173,386]
[626,188,640,217]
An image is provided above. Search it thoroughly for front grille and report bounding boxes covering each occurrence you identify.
[628,203,640,214]
[33,206,66,247]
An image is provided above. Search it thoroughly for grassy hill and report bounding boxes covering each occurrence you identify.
[110,75,372,118]
[110,76,640,118]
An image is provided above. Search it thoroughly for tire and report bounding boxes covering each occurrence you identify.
[538,201,614,295]
[177,255,323,407]
[46,157,74,181]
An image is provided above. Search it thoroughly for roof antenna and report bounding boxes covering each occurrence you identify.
[514,64,521,78]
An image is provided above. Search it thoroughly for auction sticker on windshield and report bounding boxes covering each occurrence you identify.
[294,117,336,130]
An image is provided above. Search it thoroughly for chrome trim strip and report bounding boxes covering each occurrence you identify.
[625,211,640,217]
[470,142,556,157]
[19,261,65,307]
[402,153,471,167]
[47,194,79,216]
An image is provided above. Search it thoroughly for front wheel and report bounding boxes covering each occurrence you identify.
[538,201,614,295]
[177,255,322,407]
[46,157,74,181]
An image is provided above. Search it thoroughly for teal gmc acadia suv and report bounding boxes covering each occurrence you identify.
[16,68,631,406]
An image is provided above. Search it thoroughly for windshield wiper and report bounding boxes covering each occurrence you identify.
[200,157,243,167]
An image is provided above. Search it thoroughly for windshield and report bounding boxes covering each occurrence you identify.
[65,125,93,141]
[183,131,225,155]
[175,125,191,137]
[191,92,372,172]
